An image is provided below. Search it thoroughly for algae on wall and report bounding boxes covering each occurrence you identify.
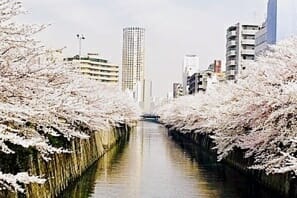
[0,125,132,198]
[59,135,130,198]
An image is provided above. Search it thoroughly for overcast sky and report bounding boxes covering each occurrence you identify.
[20,0,267,97]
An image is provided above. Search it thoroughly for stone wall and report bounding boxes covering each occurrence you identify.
[168,129,297,198]
[0,124,133,198]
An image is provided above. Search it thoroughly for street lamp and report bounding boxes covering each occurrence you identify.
[76,34,85,59]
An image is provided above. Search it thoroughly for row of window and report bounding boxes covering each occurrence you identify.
[242,35,255,39]
[81,68,119,72]
[242,26,259,30]
[81,72,118,78]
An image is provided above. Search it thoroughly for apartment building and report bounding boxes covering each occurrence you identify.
[226,23,259,81]
[208,60,222,73]
[66,53,119,84]
[173,83,183,98]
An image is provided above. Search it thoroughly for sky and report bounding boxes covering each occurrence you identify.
[19,0,267,97]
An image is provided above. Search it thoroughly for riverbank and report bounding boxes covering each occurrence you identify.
[55,121,280,198]
[168,128,297,198]
[0,124,134,198]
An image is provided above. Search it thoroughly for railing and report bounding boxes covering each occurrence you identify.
[227,40,236,48]
[227,50,236,56]
[241,29,257,35]
[227,31,237,38]
[241,49,255,55]
[226,60,236,66]
[241,39,255,45]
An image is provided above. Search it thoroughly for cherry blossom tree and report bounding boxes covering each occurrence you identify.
[0,0,139,192]
[158,37,297,175]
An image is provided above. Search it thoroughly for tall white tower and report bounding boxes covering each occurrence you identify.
[122,27,145,91]
[122,27,151,112]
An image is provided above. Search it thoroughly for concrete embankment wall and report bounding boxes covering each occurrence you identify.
[168,129,297,198]
[0,124,132,198]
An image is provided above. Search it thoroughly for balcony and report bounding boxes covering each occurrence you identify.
[226,60,236,66]
[227,31,237,38]
[241,49,255,55]
[227,50,236,57]
[242,29,257,35]
[242,39,255,45]
[80,64,119,72]
[227,40,236,48]
[227,69,236,76]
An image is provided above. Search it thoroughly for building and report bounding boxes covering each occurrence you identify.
[255,22,268,55]
[208,60,222,73]
[182,55,199,95]
[173,83,183,98]
[188,70,225,94]
[166,91,174,101]
[188,73,202,95]
[122,27,145,91]
[122,27,150,112]
[188,70,214,95]
[134,79,152,113]
[65,53,119,84]
[267,0,297,43]
[207,60,226,88]
[142,79,152,112]
[255,0,297,54]
[207,72,226,91]
[225,23,259,81]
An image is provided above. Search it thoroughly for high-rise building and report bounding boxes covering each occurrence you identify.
[255,0,297,54]
[122,27,145,91]
[65,53,119,84]
[225,23,259,81]
[182,55,199,95]
[267,0,297,43]
[134,79,152,113]
[122,27,151,112]
[143,79,152,112]
[173,83,183,98]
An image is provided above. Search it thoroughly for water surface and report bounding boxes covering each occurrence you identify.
[61,121,280,198]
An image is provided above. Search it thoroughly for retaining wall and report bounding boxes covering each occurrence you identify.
[0,124,133,198]
[168,129,297,198]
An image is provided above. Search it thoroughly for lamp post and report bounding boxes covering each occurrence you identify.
[76,34,85,59]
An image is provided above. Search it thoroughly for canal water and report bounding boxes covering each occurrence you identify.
[60,121,280,198]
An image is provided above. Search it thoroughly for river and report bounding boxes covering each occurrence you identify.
[60,121,280,198]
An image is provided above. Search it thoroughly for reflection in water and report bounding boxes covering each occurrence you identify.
[60,136,130,198]
[60,121,280,198]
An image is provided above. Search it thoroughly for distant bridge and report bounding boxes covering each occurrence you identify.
[140,114,160,122]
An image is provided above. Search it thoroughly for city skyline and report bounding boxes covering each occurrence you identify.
[19,0,268,97]
[2,1,297,197]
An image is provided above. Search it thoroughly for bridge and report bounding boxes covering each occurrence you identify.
[140,114,160,122]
